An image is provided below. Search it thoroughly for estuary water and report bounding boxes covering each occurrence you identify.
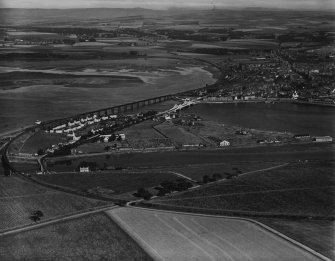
[186,102,335,137]
[0,66,216,135]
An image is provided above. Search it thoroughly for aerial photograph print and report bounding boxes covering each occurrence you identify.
[0,0,334,260]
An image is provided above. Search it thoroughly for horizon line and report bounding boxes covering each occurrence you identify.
[0,6,333,12]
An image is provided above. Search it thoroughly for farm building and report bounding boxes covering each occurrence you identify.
[293,134,310,140]
[79,167,90,173]
[220,140,230,147]
[313,136,333,142]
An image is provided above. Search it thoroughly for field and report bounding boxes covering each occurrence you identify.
[20,131,66,154]
[123,121,164,140]
[144,160,335,259]
[166,161,286,182]
[35,170,181,197]
[256,218,335,260]
[7,131,34,154]
[151,161,335,217]
[181,118,293,148]
[0,175,109,231]
[0,213,153,261]
[155,122,204,146]
[46,143,334,172]
[107,207,323,261]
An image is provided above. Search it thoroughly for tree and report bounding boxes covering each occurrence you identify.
[212,173,222,181]
[37,149,44,156]
[202,175,211,184]
[134,188,152,200]
[30,210,44,222]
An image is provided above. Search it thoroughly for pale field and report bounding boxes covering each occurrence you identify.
[107,207,323,261]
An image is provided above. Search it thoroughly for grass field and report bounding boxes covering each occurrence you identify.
[151,160,335,217]
[183,119,293,148]
[0,213,153,261]
[35,170,180,196]
[123,121,164,140]
[167,161,285,181]
[20,131,66,154]
[155,122,204,146]
[7,131,34,154]
[0,175,109,231]
[256,218,335,260]
[46,143,334,172]
[107,207,323,261]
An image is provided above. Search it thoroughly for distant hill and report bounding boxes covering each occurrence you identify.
[0,8,166,26]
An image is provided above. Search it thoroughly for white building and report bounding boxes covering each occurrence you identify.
[79,167,90,173]
[220,140,230,147]
[292,91,299,100]
[313,136,333,143]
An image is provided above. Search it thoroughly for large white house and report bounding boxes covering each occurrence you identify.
[220,140,230,147]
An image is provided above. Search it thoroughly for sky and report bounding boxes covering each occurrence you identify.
[1,0,334,10]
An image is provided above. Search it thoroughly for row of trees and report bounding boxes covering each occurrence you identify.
[202,169,243,183]
[134,178,194,200]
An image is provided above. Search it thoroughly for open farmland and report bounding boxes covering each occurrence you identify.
[46,143,334,172]
[0,213,153,261]
[144,160,335,259]
[107,207,324,261]
[35,170,181,198]
[0,175,110,231]
[151,161,335,217]
[256,218,335,260]
[167,161,286,182]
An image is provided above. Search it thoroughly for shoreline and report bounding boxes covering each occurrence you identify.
[200,99,335,108]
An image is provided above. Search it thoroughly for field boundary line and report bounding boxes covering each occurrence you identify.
[168,171,197,182]
[0,205,117,237]
[154,185,335,202]
[125,206,332,261]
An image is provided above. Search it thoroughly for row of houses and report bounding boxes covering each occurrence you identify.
[47,114,118,135]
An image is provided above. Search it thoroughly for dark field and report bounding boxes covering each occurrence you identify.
[0,213,153,261]
[46,143,334,172]
[20,132,66,154]
[0,175,109,231]
[35,170,180,196]
[255,218,335,260]
[151,160,335,217]
[166,161,285,181]
[10,162,40,173]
